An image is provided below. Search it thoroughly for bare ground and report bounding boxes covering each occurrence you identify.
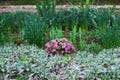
[0,5,120,12]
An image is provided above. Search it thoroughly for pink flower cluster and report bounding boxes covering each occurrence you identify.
[45,38,76,55]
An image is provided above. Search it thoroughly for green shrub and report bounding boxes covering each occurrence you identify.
[95,8,114,29]
[22,14,46,47]
[36,0,79,30]
[15,11,26,33]
[97,21,120,49]
[1,12,17,33]
[0,13,14,44]
[0,18,5,44]
[0,12,24,44]
[86,42,102,53]
[70,26,77,46]
[55,8,78,30]
[79,40,87,51]
[78,6,90,31]
[49,27,64,40]
[36,0,56,27]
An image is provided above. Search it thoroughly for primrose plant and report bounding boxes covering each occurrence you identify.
[45,38,76,55]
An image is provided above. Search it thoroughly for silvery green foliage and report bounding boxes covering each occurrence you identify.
[0,44,120,79]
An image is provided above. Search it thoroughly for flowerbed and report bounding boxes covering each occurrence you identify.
[0,0,120,79]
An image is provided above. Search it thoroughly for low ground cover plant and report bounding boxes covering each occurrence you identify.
[0,44,119,79]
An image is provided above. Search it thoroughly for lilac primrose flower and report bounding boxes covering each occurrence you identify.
[45,38,76,55]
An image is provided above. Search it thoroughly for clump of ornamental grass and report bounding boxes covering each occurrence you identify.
[45,38,76,55]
